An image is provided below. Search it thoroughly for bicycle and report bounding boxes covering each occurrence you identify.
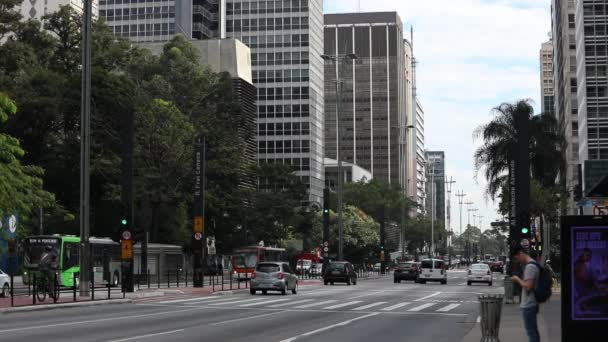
[35,273,60,302]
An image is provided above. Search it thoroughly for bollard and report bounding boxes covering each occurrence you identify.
[158,271,160,289]
[53,273,58,303]
[479,294,504,342]
[167,270,170,288]
[73,274,77,302]
[503,276,514,304]
[10,274,14,307]
[221,270,224,291]
[28,272,31,296]
[185,270,188,287]
[147,270,151,289]
[91,271,95,301]
[33,273,36,305]
[212,274,215,292]
[238,273,241,289]
[107,283,111,299]
[177,269,180,288]
[230,271,233,290]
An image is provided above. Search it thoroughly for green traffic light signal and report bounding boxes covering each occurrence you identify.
[121,218,128,225]
[323,209,329,214]
[521,227,529,234]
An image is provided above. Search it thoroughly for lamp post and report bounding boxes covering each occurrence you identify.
[445,177,455,266]
[321,53,357,261]
[455,190,466,257]
[426,157,438,257]
[394,124,414,258]
[468,208,478,261]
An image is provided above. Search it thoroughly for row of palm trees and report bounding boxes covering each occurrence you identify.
[474,99,565,259]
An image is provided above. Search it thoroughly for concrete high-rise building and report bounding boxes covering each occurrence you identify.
[414,99,426,214]
[18,0,98,20]
[226,0,325,204]
[540,40,555,116]
[323,12,408,189]
[138,38,258,190]
[425,151,445,226]
[552,0,579,214]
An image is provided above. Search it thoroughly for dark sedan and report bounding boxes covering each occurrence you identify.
[323,261,357,285]
[489,261,504,273]
[394,262,420,283]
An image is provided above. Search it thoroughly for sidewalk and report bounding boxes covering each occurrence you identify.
[461,294,561,342]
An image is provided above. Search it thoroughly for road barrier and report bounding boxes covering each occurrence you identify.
[478,294,504,342]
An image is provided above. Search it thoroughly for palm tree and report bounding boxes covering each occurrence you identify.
[473,99,564,199]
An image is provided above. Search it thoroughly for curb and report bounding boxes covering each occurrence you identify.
[0,299,132,314]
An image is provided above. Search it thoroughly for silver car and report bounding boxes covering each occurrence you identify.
[250,262,298,295]
[0,269,10,297]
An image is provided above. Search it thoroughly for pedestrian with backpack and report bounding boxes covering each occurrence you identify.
[510,245,553,342]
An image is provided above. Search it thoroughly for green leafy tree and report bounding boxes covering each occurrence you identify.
[0,93,54,230]
[0,0,22,40]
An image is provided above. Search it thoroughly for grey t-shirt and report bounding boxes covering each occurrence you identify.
[521,263,540,308]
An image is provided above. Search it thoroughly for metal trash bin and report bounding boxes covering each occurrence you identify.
[479,294,504,342]
[503,276,514,304]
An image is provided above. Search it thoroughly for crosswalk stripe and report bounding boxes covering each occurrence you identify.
[323,301,363,310]
[436,304,461,312]
[380,302,411,311]
[294,300,336,309]
[185,297,241,305]
[159,296,221,304]
[209,298,268,306]
[239,299,291,307]
[408,303,436,312]
[352,302,387,311]
[267,299,314,308]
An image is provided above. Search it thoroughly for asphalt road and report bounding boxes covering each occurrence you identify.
[0,271,504,342]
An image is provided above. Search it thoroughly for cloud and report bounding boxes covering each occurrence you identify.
[325,0,551,229]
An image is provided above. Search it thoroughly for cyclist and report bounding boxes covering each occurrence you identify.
[39,245,58,296]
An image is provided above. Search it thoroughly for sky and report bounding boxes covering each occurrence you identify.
[324,0,552,232]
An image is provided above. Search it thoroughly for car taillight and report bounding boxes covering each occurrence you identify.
[251,271,256,279]
[278,272,285,280]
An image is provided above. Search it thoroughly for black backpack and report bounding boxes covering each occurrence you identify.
[529,262,553,303]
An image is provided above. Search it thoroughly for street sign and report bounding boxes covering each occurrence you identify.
[121,240,133,259]
[520,239,530,249]
[194,232,202,240]
[323,246,329,252]
[121,230,132,241]
[323,241,329,247]
[194,216,204,233]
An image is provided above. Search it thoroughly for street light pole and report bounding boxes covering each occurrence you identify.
[395,124,414,259]
[78,0,93,297]
[445,177,455,266]
[426,158,436,257]
[455,190,466,257]
[321,53,357,261]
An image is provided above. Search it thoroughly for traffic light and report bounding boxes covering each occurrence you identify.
[521,227,529,234]
[573,184,583,202]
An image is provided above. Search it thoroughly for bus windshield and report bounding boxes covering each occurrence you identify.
[23,237,60,268]
[233,250,257,269]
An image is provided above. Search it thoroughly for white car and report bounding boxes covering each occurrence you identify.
[0,269,10,297]
[295,259,312,274]
[419,259,447,284]
[467,263,493,286]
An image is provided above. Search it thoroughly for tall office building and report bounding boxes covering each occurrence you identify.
[414,99,426,214]
[574,0,608,199]
[425,151,445,226]
[552,0,579,213]
[225,0,325,204]
[18,0,98,20]
[323,12,408,188]
[540,40,555,116]
[99,0,194,41]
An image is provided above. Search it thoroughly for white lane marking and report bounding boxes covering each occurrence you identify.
[352,302,387,311]
[210,310,287,326]
[408,303,437,312]
[279,313,380,342]
[294,300,336,309]
[107,329,184,342]
[458,282,468,286]
[184,297,241,305]
[208,298,268,306]
[415,292,441,301]
[0,307,205,334]
[436,304,461,312]
[158,296,218,304]
[323,301,363,310]
[267,299,314,308]
[239,299,291,307]
[380,302,411,311]
[348,291,385,300]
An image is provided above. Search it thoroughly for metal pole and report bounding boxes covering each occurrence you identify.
[78,0,92,297]
[456,191,466,260]
[335,60,344,261]
[429,161,435,257]
[445,177,455,266]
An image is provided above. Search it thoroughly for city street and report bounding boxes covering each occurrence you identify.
[0,271,503,342]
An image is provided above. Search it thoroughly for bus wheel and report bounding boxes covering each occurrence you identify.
[112,271,120,287]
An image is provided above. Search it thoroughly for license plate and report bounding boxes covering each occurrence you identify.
[332,271,340,275]
[425,274,430,278]
[476,277,483,280]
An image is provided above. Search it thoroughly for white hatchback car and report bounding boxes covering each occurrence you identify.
[467,263,493,286]
[0,269,10,297]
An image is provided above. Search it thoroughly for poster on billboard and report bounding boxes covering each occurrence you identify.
[562,216,608,342]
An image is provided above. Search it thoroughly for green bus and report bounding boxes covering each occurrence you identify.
[23,235,121,287]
